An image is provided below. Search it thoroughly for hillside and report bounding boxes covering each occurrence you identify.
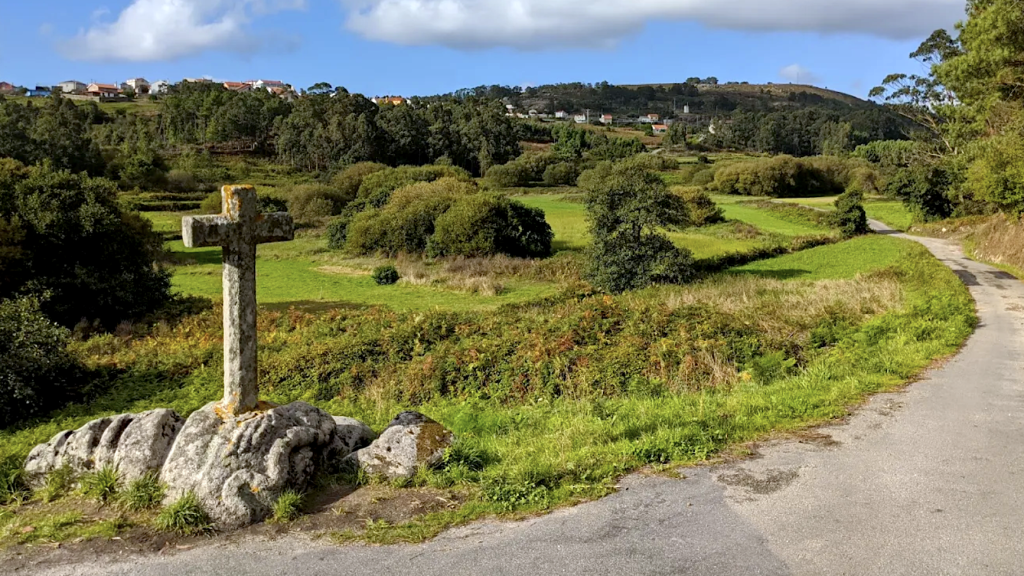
[622,82,869,108]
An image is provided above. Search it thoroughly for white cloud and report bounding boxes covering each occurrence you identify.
[62,0,305,61]
[779,64,821,84]
[341,0,966,50]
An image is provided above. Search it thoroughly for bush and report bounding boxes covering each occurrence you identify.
[690,167,716,187]
[427,193,554,258]
[587,233,695,293]
[0,297,82,429]
[165,169,199,193]
[884,166,954,221]
[713,155,851,197]
[582,160,694,292]
[830,191,870,238]
[372,265,400,285]
[156,492,214,536]
[676,187,725,226]
[117,151,168,190]
[0,166,171,327]
[484,162,534,188]
[326,217,350,250]
[332,162,387,203]
[853,140,918,169]
[629,154,679,172]
[285,184,350,223]
[542,162,579,186]
[357,165,472,209]
[346,178,476,256]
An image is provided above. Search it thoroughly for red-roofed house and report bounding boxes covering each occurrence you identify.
[0,82,15,94]
[600,114,613,125]
[87,83,120,98]
[372,96,407,106]
[652,124,668,134]
[223,81,252,93]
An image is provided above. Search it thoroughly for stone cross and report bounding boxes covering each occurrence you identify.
[182,185,293,416]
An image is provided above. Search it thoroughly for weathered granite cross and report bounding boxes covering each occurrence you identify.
[182,185,294,417]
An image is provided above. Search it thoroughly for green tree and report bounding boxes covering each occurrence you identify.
[0,166,171,327]
[581,160,694,292]
[830,191,870,237]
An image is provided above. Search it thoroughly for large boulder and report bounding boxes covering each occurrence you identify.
[332,416,376,456]
[159,401,342,529]
[23,409,184,486]
[344,411,454,480]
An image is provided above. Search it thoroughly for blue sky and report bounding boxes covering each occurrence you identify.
[0,1,965,99]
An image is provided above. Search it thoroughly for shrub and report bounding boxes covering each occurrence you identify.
[484,162,533,188]
[690,167,716,187]
[629,154,679,172]
[357,165,472,209]
[285,184,350,223]
[0,166,171,327]
[80,465,119,504]
[332,162,388,203]
[156,492,214,536]
[326,217,350,250]
[0,297,82,429]
[676,187,725,226]
[582,160,694,292]
[165,169,199,193]
[271,490,304,523]
[542,162,579,186]
[713,155,849,198]
[346,178,476,256]
[372,265,400,285]
[884,166,954,221]
[830,191,870,238]
[427,193,554,258]
[118,472,164,511]
[853,140,918,169]
[117,151,168,191]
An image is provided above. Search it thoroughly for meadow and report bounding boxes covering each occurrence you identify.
[0,229,974,545]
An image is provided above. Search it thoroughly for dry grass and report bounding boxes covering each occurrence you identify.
[390,253,584,296]
[650,272,902,342]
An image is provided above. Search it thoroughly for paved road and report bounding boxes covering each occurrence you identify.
[16,222,1024,575]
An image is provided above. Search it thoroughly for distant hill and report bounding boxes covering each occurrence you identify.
[621,83,869,108]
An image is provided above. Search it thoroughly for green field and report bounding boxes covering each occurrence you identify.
[732,235,905,280]
[0,234,975,546]
[776,197,914,232]
[516,194,820,259]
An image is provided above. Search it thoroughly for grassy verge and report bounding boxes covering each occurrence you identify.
[0,236,974,546]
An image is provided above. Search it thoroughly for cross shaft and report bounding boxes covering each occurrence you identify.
[182,185,294,416]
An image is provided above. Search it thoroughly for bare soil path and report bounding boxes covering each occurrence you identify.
[13,221,1024,576]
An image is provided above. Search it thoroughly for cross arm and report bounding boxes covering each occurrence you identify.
[182,214,234,248]
[254,212,294,244]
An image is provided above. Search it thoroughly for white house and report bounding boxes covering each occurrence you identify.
[652,124,668,134]
[248,79,286,90]
[555,110,568,119]
[150,80,171,95]
[639,113,660,124]
[123,78,150,94]
[57,80,86,94]
[528,109,539,118]
[682,104,691,114]
[600,114,613,125]
[574,114,587,124]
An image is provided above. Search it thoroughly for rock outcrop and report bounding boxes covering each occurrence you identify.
[23,409,183,486]
[344,411,454,480]
[159,401,343,529]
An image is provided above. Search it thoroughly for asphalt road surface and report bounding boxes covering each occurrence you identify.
[15,221,1024,575]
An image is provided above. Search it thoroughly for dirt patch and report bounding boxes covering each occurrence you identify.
[716,468,799,495]
[794,431,841,448]
[316,266,371,276]
[0,484,466,571]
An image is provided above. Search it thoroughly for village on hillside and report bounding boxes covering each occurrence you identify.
[0,77,685,132]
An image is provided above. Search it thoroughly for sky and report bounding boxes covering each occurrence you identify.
[0,1,967,99]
